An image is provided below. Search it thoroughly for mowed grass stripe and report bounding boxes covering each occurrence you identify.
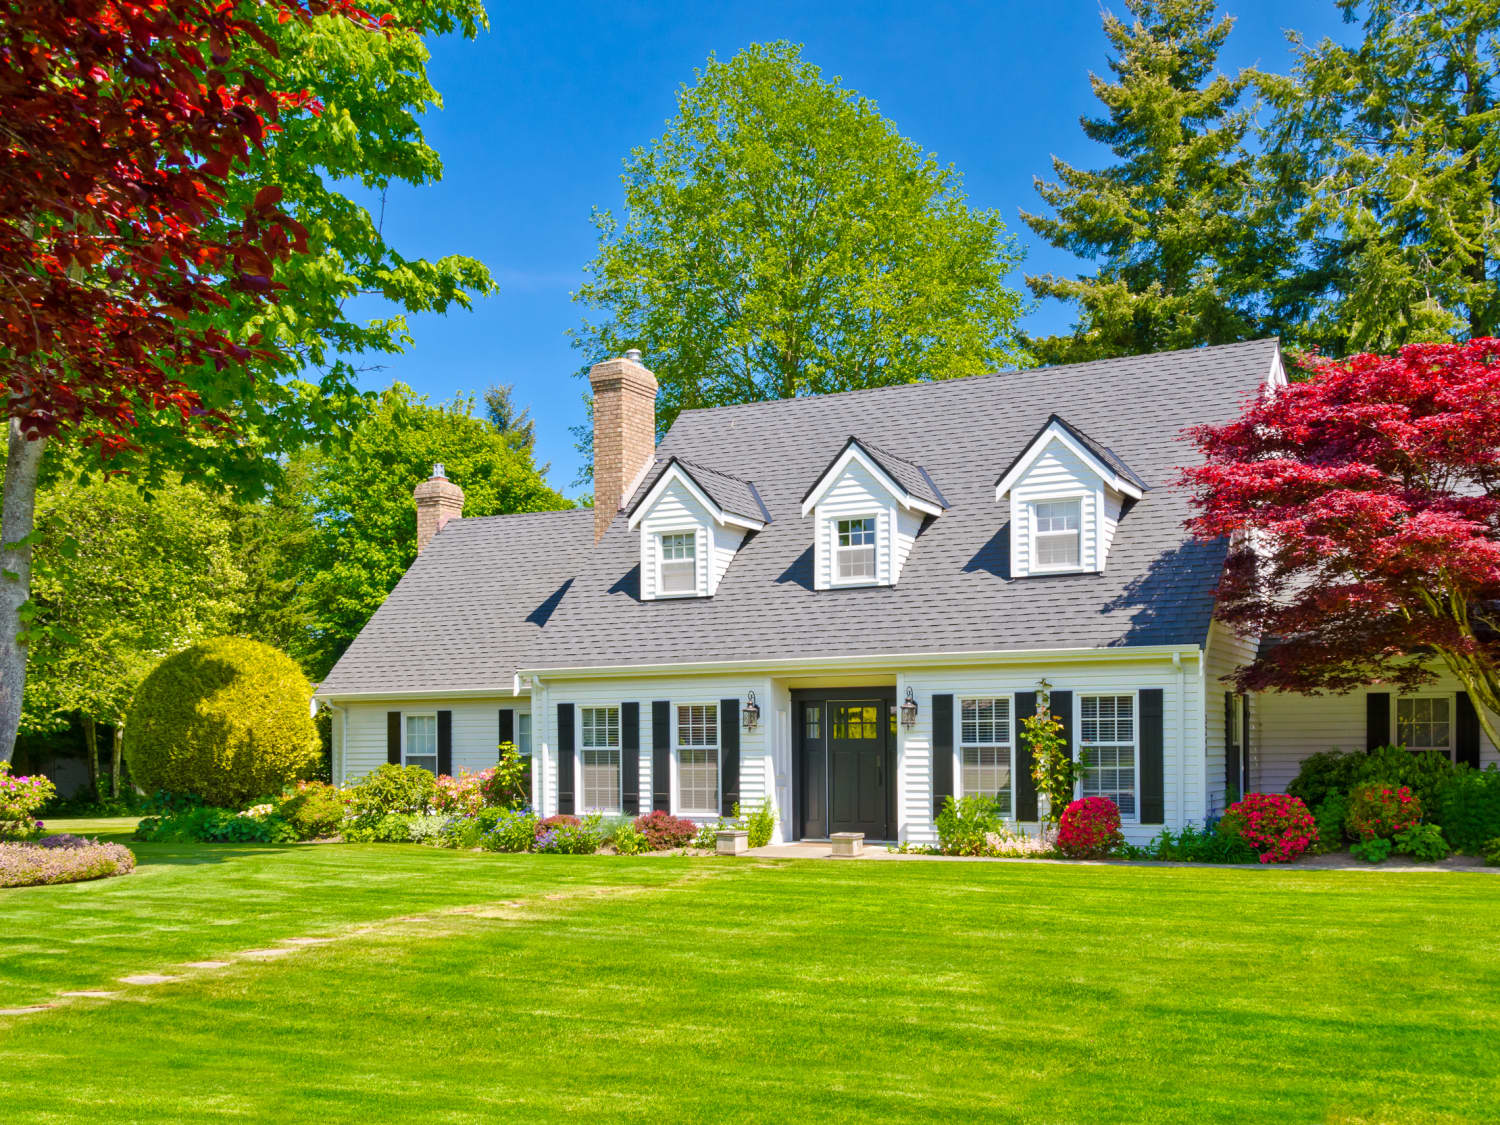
[3,843,1498,1123]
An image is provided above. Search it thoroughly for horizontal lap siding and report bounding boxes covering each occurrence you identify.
[901,656,1201,845]
[1010,445,1100,578]
[1203,622,1257,815]
[1255,671,1500,794]
[338,697,530,784]
[638,480,713,600]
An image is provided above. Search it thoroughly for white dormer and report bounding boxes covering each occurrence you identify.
[800,437,945,590]
[993,415,1147,578]
[626,458,766,600]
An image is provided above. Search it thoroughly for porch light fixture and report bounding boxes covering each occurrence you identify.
[742,691,761,732]
[900,687,918,728]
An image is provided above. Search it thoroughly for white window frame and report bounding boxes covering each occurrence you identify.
[656,530,699,598]
[674,701,720,816]
[1394,693,1456,759]
[1076,691,1139,822]
[1030,496,1084,573]
[579,705,623,814]
[830,514,879,586]
[959,696,1013,818]
[402,711,438,775]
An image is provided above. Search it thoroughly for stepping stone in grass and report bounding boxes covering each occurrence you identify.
[59,991,116,998]
[278,937,332,946]
[0,1005,54,1015]
[118,974,178,985]
[181,961,232,969]
[238,948,295,959]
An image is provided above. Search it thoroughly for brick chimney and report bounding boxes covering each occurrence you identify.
[589,349,658,542]
[414,463,464,553]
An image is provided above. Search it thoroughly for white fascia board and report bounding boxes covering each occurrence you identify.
[800,444,943,519]
[994,422,1145,502]
[520,643,1203,682]
[627,462,765,533]
[313,686,530,703]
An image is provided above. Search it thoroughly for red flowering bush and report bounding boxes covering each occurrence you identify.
[535,814,580,838]
[1057,797,1124,858]
[1346,784,1422,842]
[633,810,697,850]
[1218,793,1318,864]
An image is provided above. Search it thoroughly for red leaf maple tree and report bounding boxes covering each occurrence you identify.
[1184,339,1500,747]
[0,0,383,760]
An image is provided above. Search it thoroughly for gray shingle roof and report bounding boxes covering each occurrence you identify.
[318,339,1278,695]
[805,436,947,509]
[627,456,770,525]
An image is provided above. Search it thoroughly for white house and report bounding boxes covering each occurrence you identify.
[314,340,1500,845]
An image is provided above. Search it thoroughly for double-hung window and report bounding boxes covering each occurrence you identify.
[834,517,877,582]
[961,697,1012,816]
[1396,696,1453,758]
[658,531,697,596]
[404,713,438,774]
[1033,499,1081,569]
[676,703,719,814]
[580,706,621,812]
[1080,694,1136,817]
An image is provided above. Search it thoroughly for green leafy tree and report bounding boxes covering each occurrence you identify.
[1022,0,1283,363]
[1261,0,1500,354]
[21,473,246,797]
[297,385,569,677]
[571,41,1027,474]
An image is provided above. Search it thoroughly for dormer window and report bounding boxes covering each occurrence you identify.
[626,457,767,601]
[1033,500,1082,570]
[658,531,697,595]
[834,517,877,583]
[995,416,1147,579]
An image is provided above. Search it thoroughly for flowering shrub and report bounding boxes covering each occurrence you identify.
[434,770,489,816]
[984,828,1058,857]
[535,813,580,837]
[0,839,135,886]
[481,808,539,852]
[534,812,603,855]
[1218,792,1318,863]
[1346,784,1421,842]
[477,742,529,808]
[0,761,56,839]
[37,834,91,849]
[1056,797,1124,859]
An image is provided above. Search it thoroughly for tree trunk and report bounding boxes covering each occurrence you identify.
[110,721,122,799]
[82,713,100,800]
[0,417,45,764]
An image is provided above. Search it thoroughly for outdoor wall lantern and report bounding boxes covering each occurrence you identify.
[900,687,919,728]
[742,691,761,732]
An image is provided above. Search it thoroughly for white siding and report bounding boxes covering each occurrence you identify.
[901,653,1203,845]
[893,507,923,582]
[1006,438,1133,578]
[1254,672,1500,794]
[811,461,897,590]
[710,520,745,593]
[337,696,531,785]
[1203,621,1257,815]
[637,479,712,600]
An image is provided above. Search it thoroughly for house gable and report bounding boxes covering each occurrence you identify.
[626,458,765,600]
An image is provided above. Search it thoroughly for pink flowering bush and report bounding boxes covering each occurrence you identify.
[1218,792,1318,863]
[0,838,135,886]
[1346,784,1422,842]
[0,762,55,839]
[434,770,491,816]
[1057,797,1125,858]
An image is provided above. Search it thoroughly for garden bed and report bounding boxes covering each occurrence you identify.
[0,836,136,888]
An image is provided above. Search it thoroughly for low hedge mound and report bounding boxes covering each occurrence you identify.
[1,837,136,887]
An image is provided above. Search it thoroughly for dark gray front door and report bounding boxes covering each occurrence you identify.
[828,701,889,838]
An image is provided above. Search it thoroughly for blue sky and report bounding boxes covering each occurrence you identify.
[346,0,1350,497]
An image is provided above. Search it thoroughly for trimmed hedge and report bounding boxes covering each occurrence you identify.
[123,637,320,807]
[0,838,136,887]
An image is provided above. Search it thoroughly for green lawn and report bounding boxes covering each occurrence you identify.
[3,820,1498,1123]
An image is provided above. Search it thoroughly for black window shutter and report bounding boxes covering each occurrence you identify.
[1224,691,1238,803]
[437,710,452,776]
[1456,691,1481,768]
[387,711,402,765]
[1139,688,1165,824]
[1240,694,1251,797]
[720,698,740,817]
[1366,692,1390,751]
[621,702,641,815]
[651,701,671,813]
[931,694,954,818]
[1015,691,1038,821]
[498,707,514,750]
[556,703,575,815]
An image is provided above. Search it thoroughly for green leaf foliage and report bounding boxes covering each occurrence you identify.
[1261,0,1500,355]
[292,385,570,677]
[571,41,1027,478]
[1022,0,1286,364]
[122,637,321,807]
